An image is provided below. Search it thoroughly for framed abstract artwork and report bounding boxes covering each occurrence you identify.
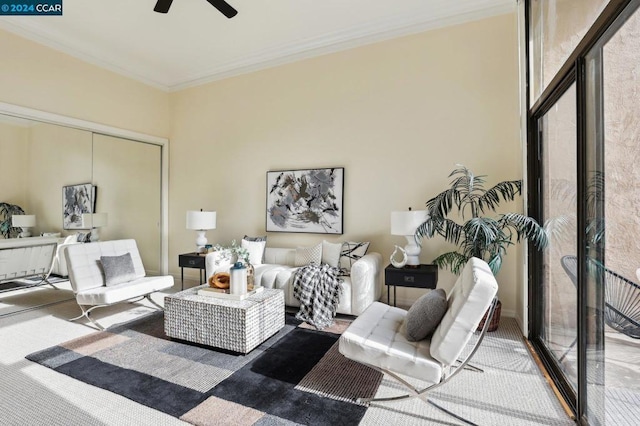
[266,167,344,234]
[63,183,97,230]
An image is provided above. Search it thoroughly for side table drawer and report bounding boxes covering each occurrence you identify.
[179,255,205,268]
[385,264,438,289]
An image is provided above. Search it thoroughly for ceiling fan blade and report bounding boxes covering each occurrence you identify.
[154,0,174,13]
[205,0,238,18]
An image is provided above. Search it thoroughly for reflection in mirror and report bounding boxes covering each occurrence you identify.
[0,116,93,239]
[0,110,166,276]
[93,134,162,274]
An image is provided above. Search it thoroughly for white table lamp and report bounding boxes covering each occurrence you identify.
[11,214,36,238]
[81,213,108,242]
[391,208,428,267]
[186,210,216,252]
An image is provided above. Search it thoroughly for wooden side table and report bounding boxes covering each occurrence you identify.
[384,264,438,307]
[178,252,207,290]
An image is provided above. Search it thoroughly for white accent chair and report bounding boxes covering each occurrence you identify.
[339,257,498,424]
[64,239,173,330]
[0,236,58,289]
[51,234,80,277]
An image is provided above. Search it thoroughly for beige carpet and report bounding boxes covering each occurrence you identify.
[1,288,574,425]
[0,280,75,318]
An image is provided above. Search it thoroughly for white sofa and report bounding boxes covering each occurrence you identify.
[206,246,383,316]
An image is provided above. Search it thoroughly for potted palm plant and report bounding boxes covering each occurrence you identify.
[415,166,549,330]
[0,202,25,239]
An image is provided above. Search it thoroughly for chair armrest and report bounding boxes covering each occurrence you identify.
[205,251,232,278]
[53,241,80,276]
[349,252,383,315]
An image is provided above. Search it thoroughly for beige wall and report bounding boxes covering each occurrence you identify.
[0,121,28,209]
[170,13,524,313]
[93,134,162,274]
[0,13,525,313]
[0,28,170,138]
[26,123,93,234]
[0,26,169,269]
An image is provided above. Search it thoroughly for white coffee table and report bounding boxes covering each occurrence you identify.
[164,286,285,354]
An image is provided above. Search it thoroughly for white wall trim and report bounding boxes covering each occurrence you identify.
[517,0,529,338]
[0,101,170,275]
[170,3,515,91]
[0,2,515,92]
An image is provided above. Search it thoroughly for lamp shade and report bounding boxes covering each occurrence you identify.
[11,214,36,227]
[186,210,216,230]
[391,210,428,236]
[81,213,108,228]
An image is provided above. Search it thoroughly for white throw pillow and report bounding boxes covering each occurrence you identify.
[339,241,370,271]
[295,243,322,267]
[321,240,342,268]
[241,238,266,265]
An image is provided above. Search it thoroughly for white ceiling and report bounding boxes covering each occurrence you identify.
[0,0,514,92]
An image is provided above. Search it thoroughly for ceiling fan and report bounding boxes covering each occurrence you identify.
[154,0,238,18]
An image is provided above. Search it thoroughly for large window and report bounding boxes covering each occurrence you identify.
[539,84,578,391]
[527,1,640,424]
[529,0,609,104]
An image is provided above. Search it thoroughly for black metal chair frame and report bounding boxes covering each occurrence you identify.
[561,255,640,339]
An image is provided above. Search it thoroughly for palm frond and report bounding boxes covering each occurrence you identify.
[462,217,499,250]
[0,202,25,239]
[500,212,549,249]
[586,171,604,218]
[417,166,547,276]
[449,166,487,218]
[441,218,465,245]
[433,251,469,275]
[425,188,459,219]
[486,253,503,275]
[543,214,575,245]
[415,217,442,242]
[477,180,522,213]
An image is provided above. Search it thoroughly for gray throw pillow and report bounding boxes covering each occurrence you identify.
[100,253,136,287]
[404,288,448,342]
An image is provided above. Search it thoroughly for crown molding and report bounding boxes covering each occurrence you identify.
[0,20,171,91]
[0,1,515,92]
[170,2,515,91]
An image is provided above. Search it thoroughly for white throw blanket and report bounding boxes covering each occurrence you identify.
[293,263,343,330]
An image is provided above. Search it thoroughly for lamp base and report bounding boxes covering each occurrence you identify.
[404,235,421,267]
[195,230,208,253]
[90,228,100,242]
[18,228,32,238]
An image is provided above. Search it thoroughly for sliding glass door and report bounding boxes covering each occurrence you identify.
[527,1,640,424]
[538,83,579,392]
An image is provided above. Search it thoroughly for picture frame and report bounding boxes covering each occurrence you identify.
[62,183,97,230]
[266,167,344,234]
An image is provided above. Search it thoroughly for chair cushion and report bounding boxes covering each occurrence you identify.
[66,239,146,292]
[101,253,137,287]
[404,288,448,341]
[75,275,173,306]
[338,301,443,384]
[430,257,498,366]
